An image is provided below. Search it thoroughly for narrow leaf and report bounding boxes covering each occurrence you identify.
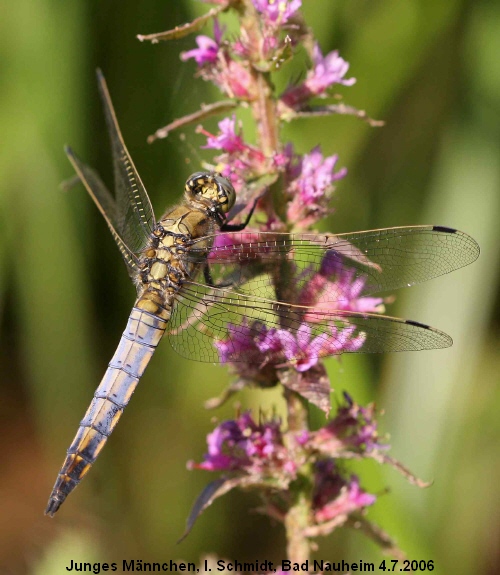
[148,101,237,143]
[178,477,240,542]
[137,6,227,43]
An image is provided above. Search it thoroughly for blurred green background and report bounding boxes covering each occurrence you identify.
[1,0,499,573]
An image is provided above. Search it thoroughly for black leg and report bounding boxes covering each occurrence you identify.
[204,262,215,286]
[203,262,234,288]
[221,196,259,232]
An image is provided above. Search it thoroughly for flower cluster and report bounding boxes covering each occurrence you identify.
[198,116,270,192]
[180,7,356,217]
[188,411,297,477]
[284,145,348,228]
[188,399,382,534]
[280,43,356,110]
[198,116,349,224]
[311,392,387,455]
[252,0,302,27]
[216,319,365,376]
[209,243,385,386]
[182,20,254,101]
[250,0,302,57]
[312,461,375,523]
[298,250,386,315]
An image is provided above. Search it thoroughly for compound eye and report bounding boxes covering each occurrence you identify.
[215,175,236,213]
[185,172,211,195]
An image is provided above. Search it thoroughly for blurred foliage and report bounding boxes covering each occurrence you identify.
[0,1,499,574]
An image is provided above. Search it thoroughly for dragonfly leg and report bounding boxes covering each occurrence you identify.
[221,196,259,232]
[203,262,234,288]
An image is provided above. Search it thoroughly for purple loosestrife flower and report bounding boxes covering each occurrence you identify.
[312,461,376,523]
[299,251,385,317]
[285,145,347,228]
[187,404,385,533]
[312,393,387,455]
[223,60,254,99]
[248,1,303,61]
[199,116,268,190]
[213,319,280,385]
[188,412,296,476]
[306,44,357,90]
[214,319,277,365]
[275,323,365,371]
[181,20,225,66]
[215,319,365,376]
[281,43,356,109]
[182,21,254,100]
[290,146,347,203]
[181,35,220,66]
[252,0,302,25]
[202,116,247,154]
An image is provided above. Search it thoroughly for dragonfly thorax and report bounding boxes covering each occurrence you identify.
[139,228,187,289]
[134,199,221,318]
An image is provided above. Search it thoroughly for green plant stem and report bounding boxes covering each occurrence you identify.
[285,387,309,433]
[284,388,312,562]
[239,2,313,560]
[240,0,279,151]
[284,486,312,563]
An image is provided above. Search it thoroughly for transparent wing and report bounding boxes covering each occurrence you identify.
[97,69,156,252]
[168,281,452,364]
[188,226,479,299]
[65,146,141,277]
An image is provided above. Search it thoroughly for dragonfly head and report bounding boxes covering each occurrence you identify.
[185,171,236,216]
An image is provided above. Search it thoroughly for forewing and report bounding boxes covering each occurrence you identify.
[65,146,141,277]
[188,226,479,299]
[97,69,155,252]
[168,282,452,364]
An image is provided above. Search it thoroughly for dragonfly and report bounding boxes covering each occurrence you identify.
[45,70,480,516]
